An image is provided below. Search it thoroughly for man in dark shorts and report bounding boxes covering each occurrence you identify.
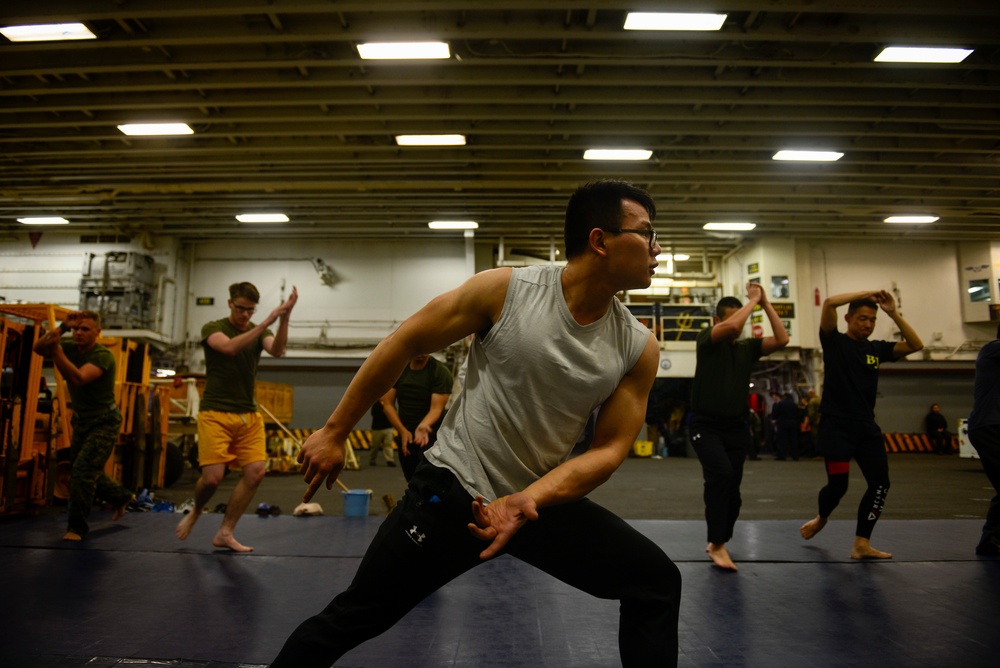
[800,290,923,559]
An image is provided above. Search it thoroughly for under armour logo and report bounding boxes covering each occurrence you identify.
[406,525,426,546]
[692,433,701,441]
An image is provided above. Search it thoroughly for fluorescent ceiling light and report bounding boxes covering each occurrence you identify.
[583,149,653,161]
[624,13,727,31]
[118,123,194,136]
[656,253,691,262]
[428,220,478,230]
[17,216,69,225]
[236,213,289,223]
[395,134,466,146]
[358,42,450,60]
[704,222,756,232]
[1,23,96,42]
[874,47,973,64]
[883,215,939,224]
[772,150,843,162]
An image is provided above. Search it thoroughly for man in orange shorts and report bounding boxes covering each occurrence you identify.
[175,281,297,552]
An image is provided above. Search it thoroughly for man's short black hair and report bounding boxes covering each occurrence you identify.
[715,296,742,319]
[563,179,656,259]
[848,298,878,315]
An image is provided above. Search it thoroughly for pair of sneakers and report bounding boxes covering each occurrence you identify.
[256,502,282,517]
[151,500,175,513]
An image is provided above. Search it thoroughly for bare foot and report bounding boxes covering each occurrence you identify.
[851,537,892,560]
[800,516,828,540]
[707,543,738,571]
[175,512,199,540]
[212,532,254,553]
[112,496,132,521]
[62,531,82,541]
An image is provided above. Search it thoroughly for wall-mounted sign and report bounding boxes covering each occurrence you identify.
[771,302,795,318]
[196,297,215,306]
[748,262,759,274]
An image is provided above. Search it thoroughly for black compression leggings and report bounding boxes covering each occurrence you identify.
[817,453,890,539]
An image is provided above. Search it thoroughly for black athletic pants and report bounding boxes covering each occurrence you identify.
[270,461,682,667]
[969,425,1000,550]
[816,415,890,539]
[690,414,749,545]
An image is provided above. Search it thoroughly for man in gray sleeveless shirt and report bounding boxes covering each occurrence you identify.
[272,180,681,668]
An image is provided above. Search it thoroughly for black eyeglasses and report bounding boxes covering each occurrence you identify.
[605,228,658,250]
[232,304,256,314]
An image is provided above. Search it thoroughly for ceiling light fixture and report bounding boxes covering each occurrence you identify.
[428,221,478,230]
[17,216,69,225]
[358,42,450,60]
[395,134,466,146]
[874,47,973,64]
[883,215,939,224]
[236,213,289,223]
[118,123,194,136]
[704,222,756,232]
[656,253,691,262]
[583,149,653,161]
[772,150,844,162]
[624,13,727,31]
[0,23,96,42]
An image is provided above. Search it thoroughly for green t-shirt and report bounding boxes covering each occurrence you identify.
[200,318,273,413]
[61,341,117,421]
[690,325,763,419]
[394,357,454,430]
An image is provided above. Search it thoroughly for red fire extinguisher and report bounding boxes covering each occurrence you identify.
[814,288,821,306]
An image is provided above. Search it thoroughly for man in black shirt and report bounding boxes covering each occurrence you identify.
[800,290,923,559]
[689,284,788,570]
[770,392,800,461]
[923,403,951,455]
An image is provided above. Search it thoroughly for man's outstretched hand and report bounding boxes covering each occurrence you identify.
[468,492,539,560]
[298,427,346,503]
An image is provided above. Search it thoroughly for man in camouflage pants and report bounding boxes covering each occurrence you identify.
[34,310,132,541]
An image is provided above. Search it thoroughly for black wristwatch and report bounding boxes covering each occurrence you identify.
[59,322,71,333]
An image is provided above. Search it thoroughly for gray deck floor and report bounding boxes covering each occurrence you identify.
[1,453,997,667]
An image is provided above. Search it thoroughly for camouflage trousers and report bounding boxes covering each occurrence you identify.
[67,411,130,537]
